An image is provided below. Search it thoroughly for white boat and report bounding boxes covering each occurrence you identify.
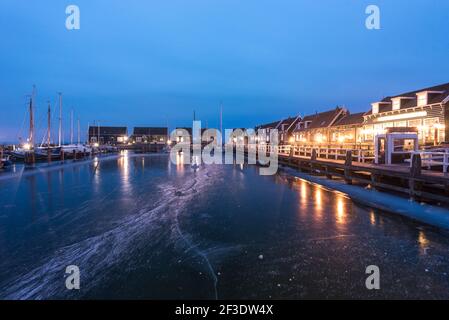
[61,144,92,154]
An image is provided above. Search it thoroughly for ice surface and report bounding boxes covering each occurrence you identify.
[282,167,449,230]
[0,162,225,299]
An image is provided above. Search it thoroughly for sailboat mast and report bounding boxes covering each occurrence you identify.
[77,118,80,144]
[47,101,51,146]
[70,109,74,144]
[58,92,62,147]
[220,102,223,144]
[29,86,36,148]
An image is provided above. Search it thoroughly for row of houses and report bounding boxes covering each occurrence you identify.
[87,126,214,145]
[86,82,449,148]
[88,127,168,145]
[256,82,449,147]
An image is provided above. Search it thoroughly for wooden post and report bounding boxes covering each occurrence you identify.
[0,147,3,169]
[325,165,332,180]
[61,149,65,162]
[371,173,378,190]
[310,149,317,174]
[409,153,422,200]
[72,150,76,160]
[48,148,51,163]
[289,146,293,165]
[344,150,352,184]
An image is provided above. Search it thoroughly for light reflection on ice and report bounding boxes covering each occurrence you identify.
[336,196,345,226]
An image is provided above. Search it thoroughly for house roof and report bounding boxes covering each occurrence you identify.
[294,107,346,131]
[133,127,168,135]
[89,126,127,135]
[365,82,449,116]
[278,116,301,132]
[255,116,301,132]
[333,112,365,127]
[255,120,282,130]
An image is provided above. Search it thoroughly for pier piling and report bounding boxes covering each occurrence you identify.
[311,149,317,174]
[410,153,422,200]
[344,150,353,185]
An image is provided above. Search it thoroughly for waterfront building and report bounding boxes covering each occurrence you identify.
[131,127,168,144]
[173,127,215,145]
[292,107,347,145]
[362,82,449,146]
[173,127,192,143]
[328,112,365,146]
[278,116,302,145]
[88,126,128,145]
[229,128,250,145]
[255,119,282,144]
[255,116,301,145]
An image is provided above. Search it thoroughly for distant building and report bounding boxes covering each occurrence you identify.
[363,82,449,146]
[255,119,283,144]
[173,127,213,144]
[173,127,192,143]
[229,128,250,145]
[88,126,128,145]
[329,112,365,145]
[277,116,301,145]
[293,107,347,144]
[131,127,168,144]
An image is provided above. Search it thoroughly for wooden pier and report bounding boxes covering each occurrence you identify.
[253,145,449,205]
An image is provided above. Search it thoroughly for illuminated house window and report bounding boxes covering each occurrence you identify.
[417,92,428,106]
[392,98,401,110]
[408,119,422,128]
[372,103,379,114]
[394,121,406,127]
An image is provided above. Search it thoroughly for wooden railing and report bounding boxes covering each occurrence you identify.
[261,144,375,163]
[410,151,449,173]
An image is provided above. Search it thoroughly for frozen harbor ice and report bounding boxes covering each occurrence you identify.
[1,153,449,299]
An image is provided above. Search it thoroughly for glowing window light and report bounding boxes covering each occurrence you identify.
[375,111,427,123]
[315,133,325,143]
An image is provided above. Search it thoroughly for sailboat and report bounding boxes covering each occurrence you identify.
[34,100,62,160]
[11,88,92,161]
[10,86,36,160]
[60,109,92,155]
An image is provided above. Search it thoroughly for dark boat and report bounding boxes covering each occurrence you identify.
[0,155,12,168]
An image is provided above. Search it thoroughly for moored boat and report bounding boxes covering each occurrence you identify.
[0,150,12,168]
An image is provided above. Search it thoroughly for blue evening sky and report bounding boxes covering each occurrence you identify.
[0,0,448,142]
